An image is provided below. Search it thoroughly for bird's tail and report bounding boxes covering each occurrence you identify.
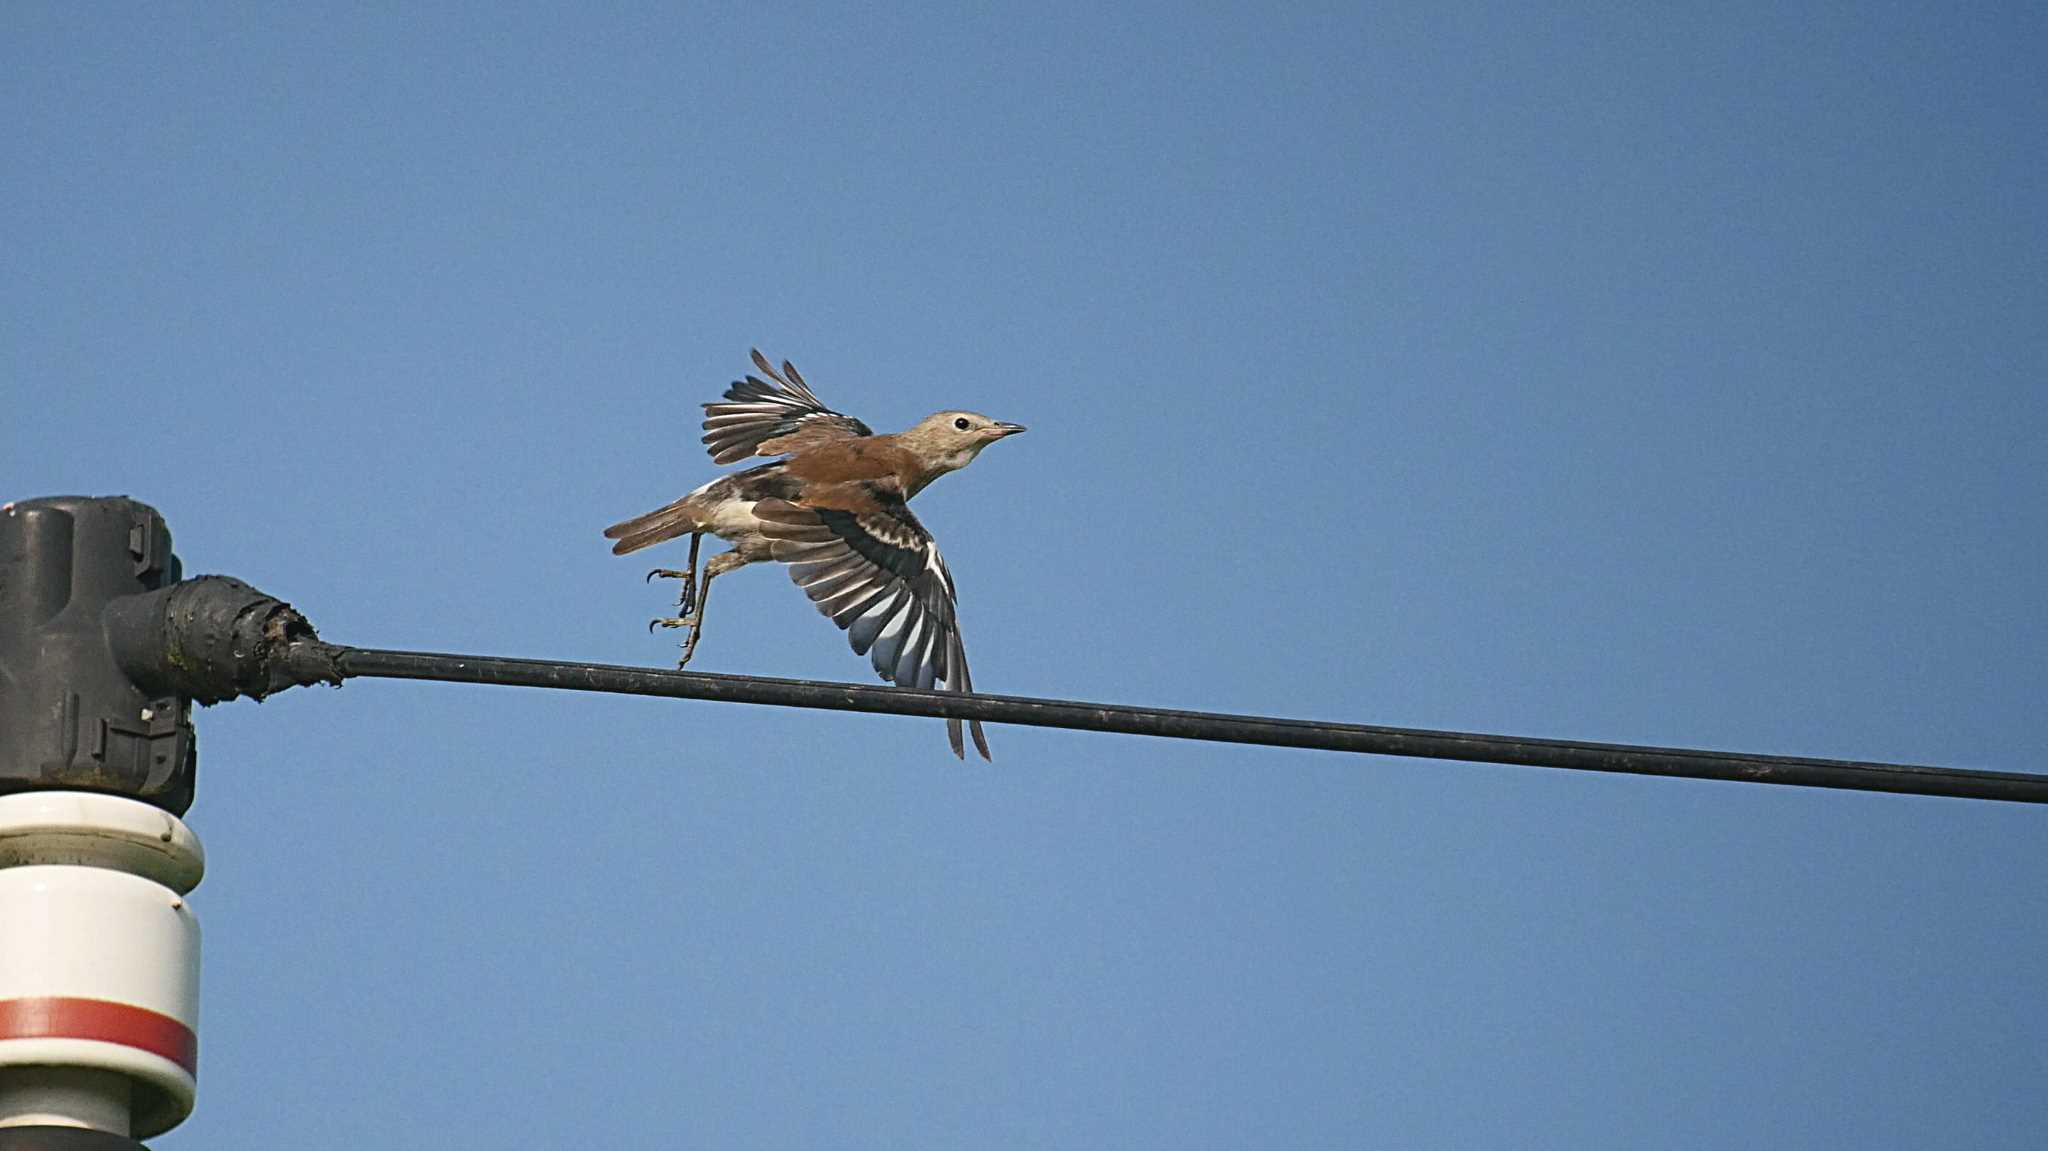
[603,498,700,555]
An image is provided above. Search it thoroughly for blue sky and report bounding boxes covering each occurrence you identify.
[5,4,2044,1147]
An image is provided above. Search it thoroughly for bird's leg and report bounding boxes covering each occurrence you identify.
[645,533,703,615]
[645,533,702,634]
[671,551,745,669]
[648,550,742,667]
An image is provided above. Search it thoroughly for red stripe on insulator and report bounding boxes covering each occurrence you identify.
[0,997,197,1076]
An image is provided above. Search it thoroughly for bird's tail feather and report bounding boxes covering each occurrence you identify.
[603,499,699,555]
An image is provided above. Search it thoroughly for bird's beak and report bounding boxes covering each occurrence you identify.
[990,422,1028,438]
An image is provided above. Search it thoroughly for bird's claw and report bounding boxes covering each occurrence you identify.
[646,568,697,614]
[644,559,705,666]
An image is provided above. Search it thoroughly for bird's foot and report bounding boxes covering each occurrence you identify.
[646,568,697,614]
[675,628,705,669]
[650,613,706,666]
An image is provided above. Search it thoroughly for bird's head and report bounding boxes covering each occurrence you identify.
[899,411,1027,478]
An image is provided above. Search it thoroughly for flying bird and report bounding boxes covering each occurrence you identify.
[603,349,1026,759]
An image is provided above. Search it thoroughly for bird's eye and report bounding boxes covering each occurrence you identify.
[953,417,971,430]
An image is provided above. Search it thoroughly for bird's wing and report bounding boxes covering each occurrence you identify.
[752,493,992,760]
[701,349,875,465]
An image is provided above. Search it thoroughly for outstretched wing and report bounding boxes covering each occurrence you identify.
[752,494,992,760]
[701,349,874,465]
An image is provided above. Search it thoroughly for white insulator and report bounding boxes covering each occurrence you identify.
[0,792,204,1139]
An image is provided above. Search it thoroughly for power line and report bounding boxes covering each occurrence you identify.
[14,508,2025,808]
[281,643,2047,804]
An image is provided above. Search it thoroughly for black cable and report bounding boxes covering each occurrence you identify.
[281,642,2048,804]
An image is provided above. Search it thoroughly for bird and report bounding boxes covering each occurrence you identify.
[603,349,1026,759]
